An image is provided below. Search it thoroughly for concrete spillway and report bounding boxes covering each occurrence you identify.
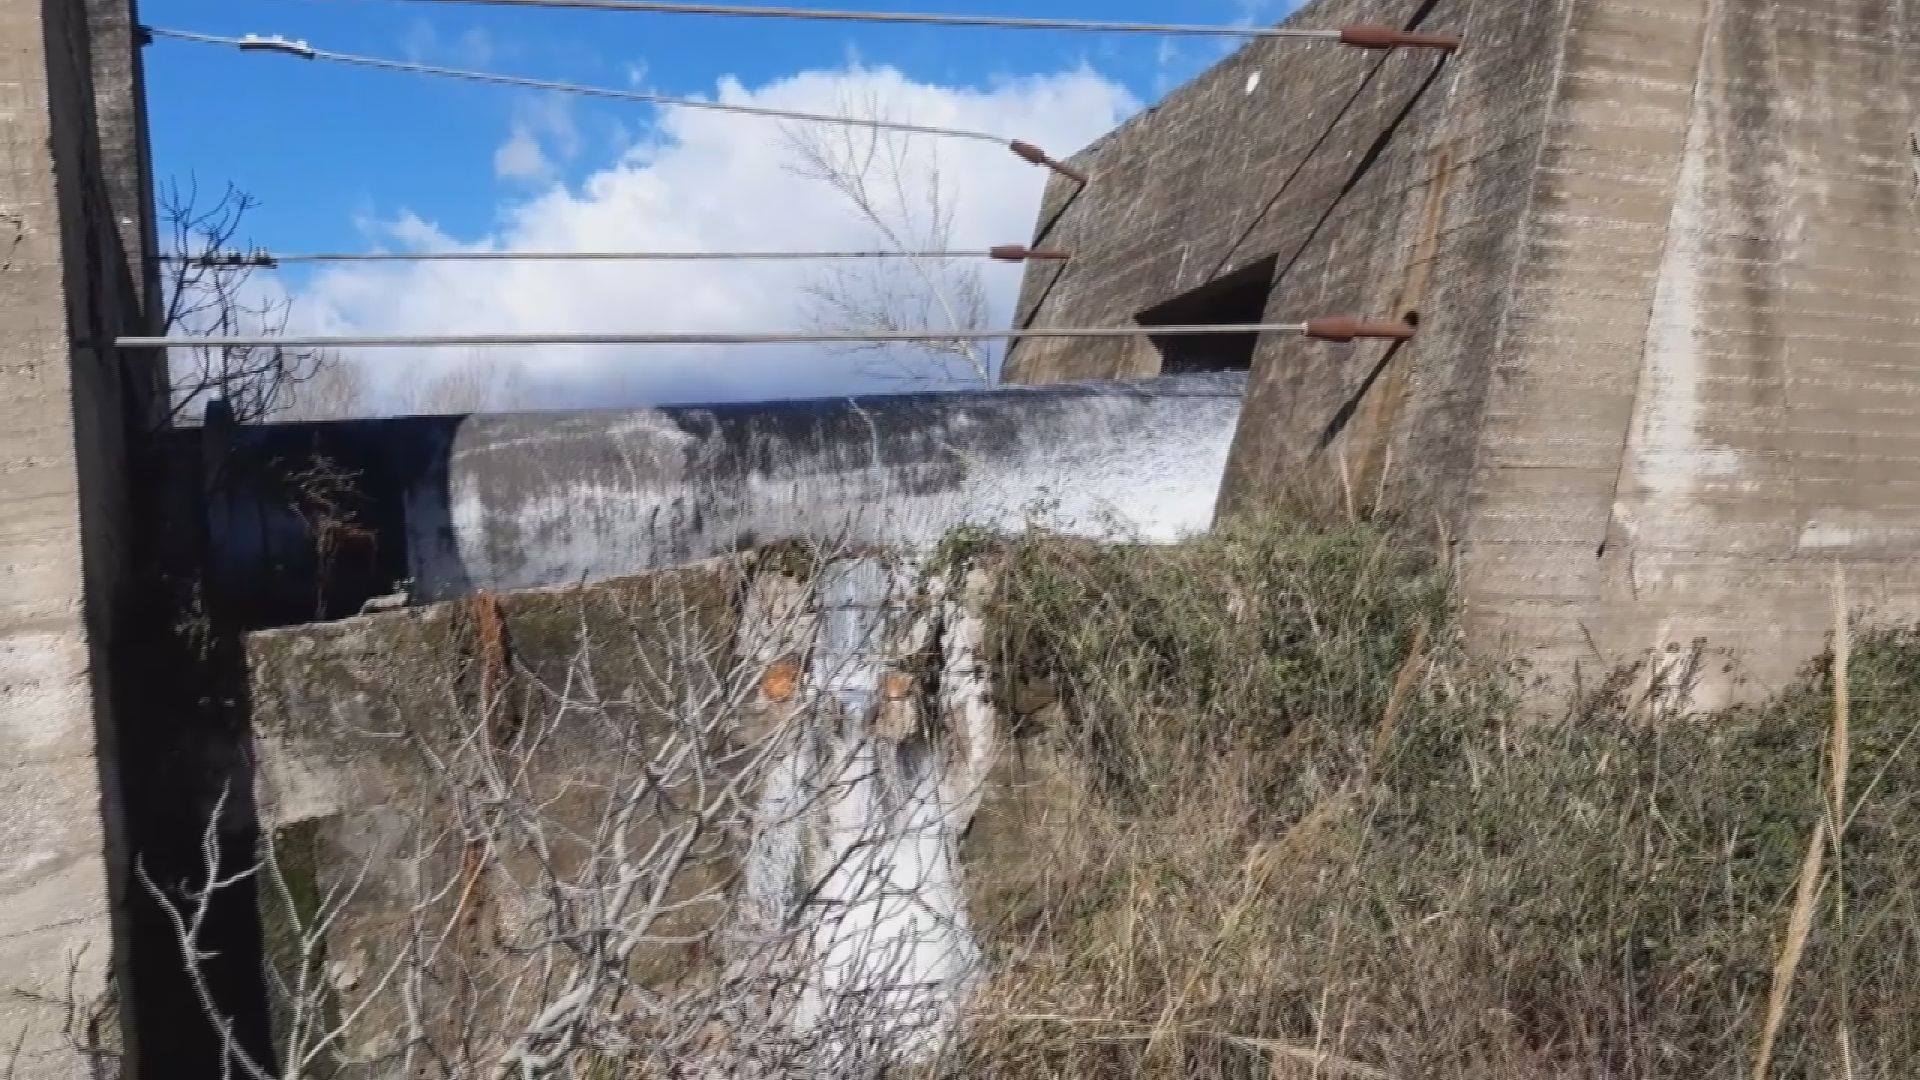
[222,373,1245,1070]
[204,373,1247,625]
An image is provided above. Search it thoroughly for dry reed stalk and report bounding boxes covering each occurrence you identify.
[1750,804,1826,1080]
[1336,448,1358,525]
[1752,570,1854,1080]
[1370,623,1429,771]
[1829,569,1856,1079]
[1832,568,1852,825]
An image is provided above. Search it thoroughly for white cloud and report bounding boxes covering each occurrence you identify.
[1234,0,1299,26]
[492,97,582,182]
[493,127,552,181]
[400,21,495,68]
[292,63,1137,415]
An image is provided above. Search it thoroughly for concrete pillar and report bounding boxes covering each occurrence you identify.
[1,0,154,1074]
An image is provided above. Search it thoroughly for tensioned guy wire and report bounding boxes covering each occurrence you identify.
[360,0,1463,49]
[161,245,1072,267]
[114,318,1420,350]
[144,27,1091,181]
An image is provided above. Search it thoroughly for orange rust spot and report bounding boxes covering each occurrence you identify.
[761,658,803,703]
[470,592,518,745]
[882,672,918,701]
[472,593,508,706]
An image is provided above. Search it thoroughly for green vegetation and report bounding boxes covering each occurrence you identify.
[947,515,1920,1079]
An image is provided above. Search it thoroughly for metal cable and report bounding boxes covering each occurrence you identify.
[160,246,1071,266]
[368,0,1347,39]
[148,27,1011,144]
[114,319,1419,349]
[120,325,1312,349]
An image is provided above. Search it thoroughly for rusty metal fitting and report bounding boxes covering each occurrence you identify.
[1008,140,1089,185]
[1338,24,1463,51]
[1305,316,1419,343]
[1008,139,1047,166]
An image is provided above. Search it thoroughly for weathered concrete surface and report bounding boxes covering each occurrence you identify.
[1466,0,1920,700]
[250,560,746,824]
[245,551,1004,1073]
[202,373,1246,624]
[1005,0,1559,522]
[1010,0,1920,702]
[1,0,155,1073]
[248,560,750,1070]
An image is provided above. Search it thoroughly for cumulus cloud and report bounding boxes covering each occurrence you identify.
[493,98,583,182]
[291,64,1136,415]
[493,128,552,181]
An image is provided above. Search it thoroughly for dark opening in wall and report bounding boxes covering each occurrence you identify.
[1135,255,1280,375]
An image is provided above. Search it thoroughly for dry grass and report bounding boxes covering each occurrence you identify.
[934,516,1920,1080]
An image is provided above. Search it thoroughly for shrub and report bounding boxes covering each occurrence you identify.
[949,516,1920,1080]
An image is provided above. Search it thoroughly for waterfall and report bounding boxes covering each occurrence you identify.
[425,372,1248,597]
[737,558,992,1072]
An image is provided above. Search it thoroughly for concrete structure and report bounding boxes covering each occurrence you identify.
[245,550,1005,1074]
[5,0,1917,1069]
[198,374,1246,625]
[1008,0,1920,701]
[1,0,159,1074]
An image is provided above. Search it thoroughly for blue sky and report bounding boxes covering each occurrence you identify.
[144,0,1298,252]
[141,0,1304,413]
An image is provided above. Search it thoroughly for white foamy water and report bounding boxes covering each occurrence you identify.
[414,373,1247,598]
[739,559,985,1071]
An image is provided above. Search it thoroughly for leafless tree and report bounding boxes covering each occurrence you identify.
[143,542,1003,1079]
[160,179,536,424]
[785,92,994,390]
[279,354,535,422]
[393,353,532,416]
[280,358,371,422]
[158,177,332,426]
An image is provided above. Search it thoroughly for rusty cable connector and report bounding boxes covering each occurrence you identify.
[1304,316,1420,343]
[988,245,1072,263]
[1338,24,1464,51]
[1009,141,1089,185]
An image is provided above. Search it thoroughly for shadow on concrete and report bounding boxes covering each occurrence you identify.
[1210,0,1452,284]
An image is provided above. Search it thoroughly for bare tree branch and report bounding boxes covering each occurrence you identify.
[158,177,334,425]
[158,541,1005,1078]
[784,91,994,389]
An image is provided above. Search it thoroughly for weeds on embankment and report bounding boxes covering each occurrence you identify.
[944,515,1920,1079]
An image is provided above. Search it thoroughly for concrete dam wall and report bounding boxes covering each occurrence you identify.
[1005,0,1920,703]
[202,373,1246,626]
